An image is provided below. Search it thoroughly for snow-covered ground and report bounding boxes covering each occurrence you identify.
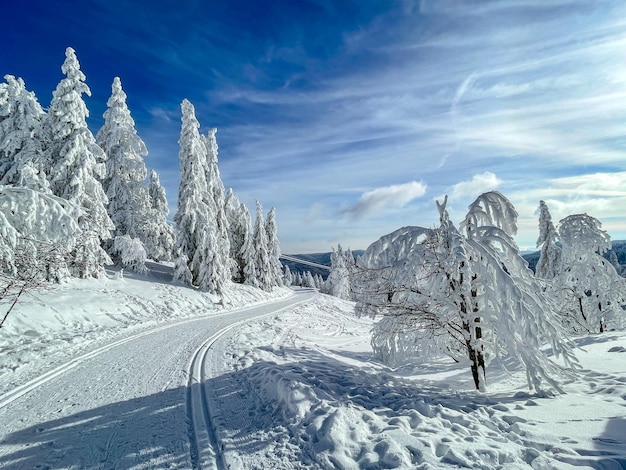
[210,295,626,469]
[0,263,625,469]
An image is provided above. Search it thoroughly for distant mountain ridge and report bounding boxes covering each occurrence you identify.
[281,251,364,279]
[284,241,626,280]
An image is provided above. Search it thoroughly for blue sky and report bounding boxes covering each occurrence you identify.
[3,0,626,253]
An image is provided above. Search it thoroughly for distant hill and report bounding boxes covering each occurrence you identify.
[281,251,365,280]
[523,240,626,276]
[284,242,626,280]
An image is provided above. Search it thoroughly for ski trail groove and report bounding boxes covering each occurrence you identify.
[186,295,314,470]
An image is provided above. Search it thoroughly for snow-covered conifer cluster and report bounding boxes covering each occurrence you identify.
[0,47,285,307]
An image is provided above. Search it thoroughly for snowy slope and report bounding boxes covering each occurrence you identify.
[0,263,625,469]
[0,262,293,397]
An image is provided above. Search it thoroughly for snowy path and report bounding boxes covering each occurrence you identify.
[0,290,315,469]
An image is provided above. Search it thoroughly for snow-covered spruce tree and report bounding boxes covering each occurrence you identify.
[43,47,113,278]
[0,75,49,191]
[353,192,577,392]
[283,264,293,286]
[225,189,253,283]
[315,274,324,290]
[251,201,272,290]
[96,77,152,271]
[145,169,175,261]
[303,271,316,288]
[173,99,228,295]
[325,244,352,300]
[265,207,283,288]
[202,128,232,283]
[555,214,626,333]
[536,200,561,279]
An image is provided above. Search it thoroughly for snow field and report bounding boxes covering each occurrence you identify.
[213,294,626,469]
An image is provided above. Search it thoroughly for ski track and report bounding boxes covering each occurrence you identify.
[187,293,316,470]
[0,290,314,469]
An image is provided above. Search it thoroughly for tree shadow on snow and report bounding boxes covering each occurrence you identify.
[0,348,571,469]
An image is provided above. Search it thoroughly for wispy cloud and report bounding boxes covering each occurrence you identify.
[342,181,427,219]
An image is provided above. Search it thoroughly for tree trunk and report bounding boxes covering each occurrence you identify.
[464,318,485,390]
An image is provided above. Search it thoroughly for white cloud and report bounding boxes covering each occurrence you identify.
[343,181,427,219]
[446,172,502,201]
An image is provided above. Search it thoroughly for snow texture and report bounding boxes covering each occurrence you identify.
[0,263,624,469]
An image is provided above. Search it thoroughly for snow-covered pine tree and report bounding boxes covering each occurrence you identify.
[326,244,352,300]
[173,99,212,287]
[237,202,256,286]
[283,264,293,286]
[43,47,113,278]
[96,77,152,271]
[145,169,175,261]
[173,99,228,295]
[536,200,561,279]
[0,75,49,191]
[304,271,316,288]
[265,207,283,288]
[202,128,231,285]
[252,201,272,291]
[555,214,626,333]
[225,189,251,282]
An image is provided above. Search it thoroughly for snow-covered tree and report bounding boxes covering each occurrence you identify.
[251,201,272,290]
[303,271,316,288]
[353,192,578,392]
[144,169,175,261]
[0,75,49,191]
[555,214,626,333]
[173,99,228,295]
[325,244,352,300]
[111,235,147,274]
[265,207,283,288]
[0,187,81,327]
[202,128,231,284]
[536,200,561,279]
[43,47,113,278]
[225,189,253,283]
[96,77,152,258]
[0,185,80,288]
[283,264,293,286]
